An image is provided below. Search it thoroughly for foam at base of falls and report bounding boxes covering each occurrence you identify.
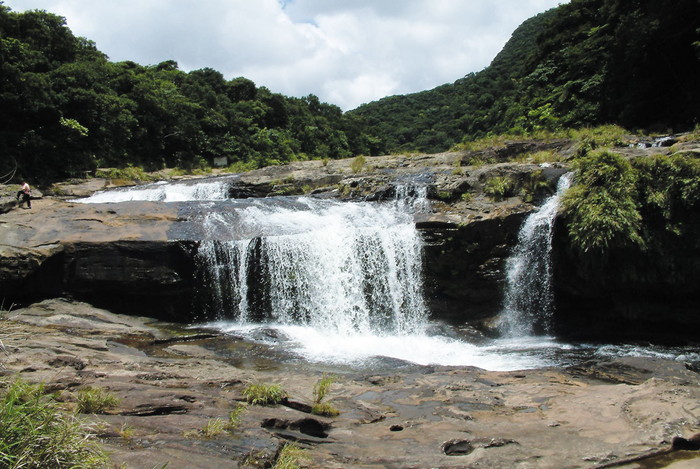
[207,322,565,370]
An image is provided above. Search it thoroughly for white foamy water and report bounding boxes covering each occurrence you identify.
[75,179,230,203]
[196,196,427,335]
[207,322,570,370]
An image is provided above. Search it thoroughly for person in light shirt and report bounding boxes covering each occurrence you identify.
[16,181,31,209]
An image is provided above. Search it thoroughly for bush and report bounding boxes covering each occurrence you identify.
[562,150,643,253]
[0,379,108,468]
[75,386,120,414]
[484,175,515,201]
[243,383,286,406]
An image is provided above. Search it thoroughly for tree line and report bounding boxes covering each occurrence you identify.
[2,0,698,184]
[0,4,385,184]
[350,0,700,153]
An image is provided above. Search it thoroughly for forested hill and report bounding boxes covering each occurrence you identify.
[2,1,699,184]
[0,4,384,184]
[349,0,700,154]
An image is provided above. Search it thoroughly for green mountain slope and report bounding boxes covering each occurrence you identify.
[350,0,700,154]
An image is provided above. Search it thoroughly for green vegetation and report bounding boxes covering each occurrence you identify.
[519,170,554,203]
[350,155,366,173]
[484,176,515,201]
[311,374,339,417]
[0,379,108,468]
[2,1,696,182]
[184,404,246,439]
[95,165,156,183]
[74,386,120,414]
[351,0,699,154]
[0,5,383,185]
[272,443,310,469]
[227,403,247,429]
[560,147,700,290]
[243,383,286,406]
[562,150,643,253]
[563,148,700,255]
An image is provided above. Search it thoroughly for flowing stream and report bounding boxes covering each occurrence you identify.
[77,176,699,371]
[499,173,573,337]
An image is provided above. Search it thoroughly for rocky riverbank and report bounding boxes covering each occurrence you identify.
[2,136,699,336]
[1,298,698,468]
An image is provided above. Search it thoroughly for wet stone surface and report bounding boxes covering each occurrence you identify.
[0,298,698,468]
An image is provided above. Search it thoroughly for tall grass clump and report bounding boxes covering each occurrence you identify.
[350,155,366,173]
[562,150,643,253]
[272,443,310,469]
[0,379,108,468]
[243,383,286,406]
[311,374,339,417]
[75,386,120,414]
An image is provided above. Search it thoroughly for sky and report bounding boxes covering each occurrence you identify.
[5,0,566,111]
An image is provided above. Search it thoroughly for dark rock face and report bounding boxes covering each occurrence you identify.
[1,239,198,321]
[421,212,527,325]
[61,241,198,320]
[551,219,700,343]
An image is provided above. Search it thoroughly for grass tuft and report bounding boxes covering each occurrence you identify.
[273,443,310,469]
[0,378,108,468]
[75,386,120,414]
[350,155,366,173]
[243,383,287,406]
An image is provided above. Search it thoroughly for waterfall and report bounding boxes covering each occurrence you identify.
[75,178,231,203]
[499,173,573,337]
[195,193,428,336]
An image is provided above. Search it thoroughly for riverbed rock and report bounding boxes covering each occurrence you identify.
[0,299,698,469]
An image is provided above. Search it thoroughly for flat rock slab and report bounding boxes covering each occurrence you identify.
[0,298,698,468]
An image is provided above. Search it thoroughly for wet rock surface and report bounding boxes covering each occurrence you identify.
[1,299,698,468]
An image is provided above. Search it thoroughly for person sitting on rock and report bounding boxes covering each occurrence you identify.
[16,181,31,209]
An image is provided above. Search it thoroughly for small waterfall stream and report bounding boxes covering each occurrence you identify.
[499,173,573,337]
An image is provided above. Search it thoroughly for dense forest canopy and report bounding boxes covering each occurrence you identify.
[350,0,700,153]
[1,0,699,183]
[0,3,384,183]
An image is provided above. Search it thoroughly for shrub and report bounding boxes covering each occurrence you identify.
[273,443,309,469]
[350,155,366,173]
[0,379,108,468]
[484,176,515,201]
[243,383,286,406]
[75,386,120,414]
[562,150,643,253]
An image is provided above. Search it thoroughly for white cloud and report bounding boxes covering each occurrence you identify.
[5,0,566,110]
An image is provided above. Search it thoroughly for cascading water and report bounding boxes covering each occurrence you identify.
[74,174,700,370]
[74,178,232,203]
[499,173,573,337]
[195,194,428,336]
